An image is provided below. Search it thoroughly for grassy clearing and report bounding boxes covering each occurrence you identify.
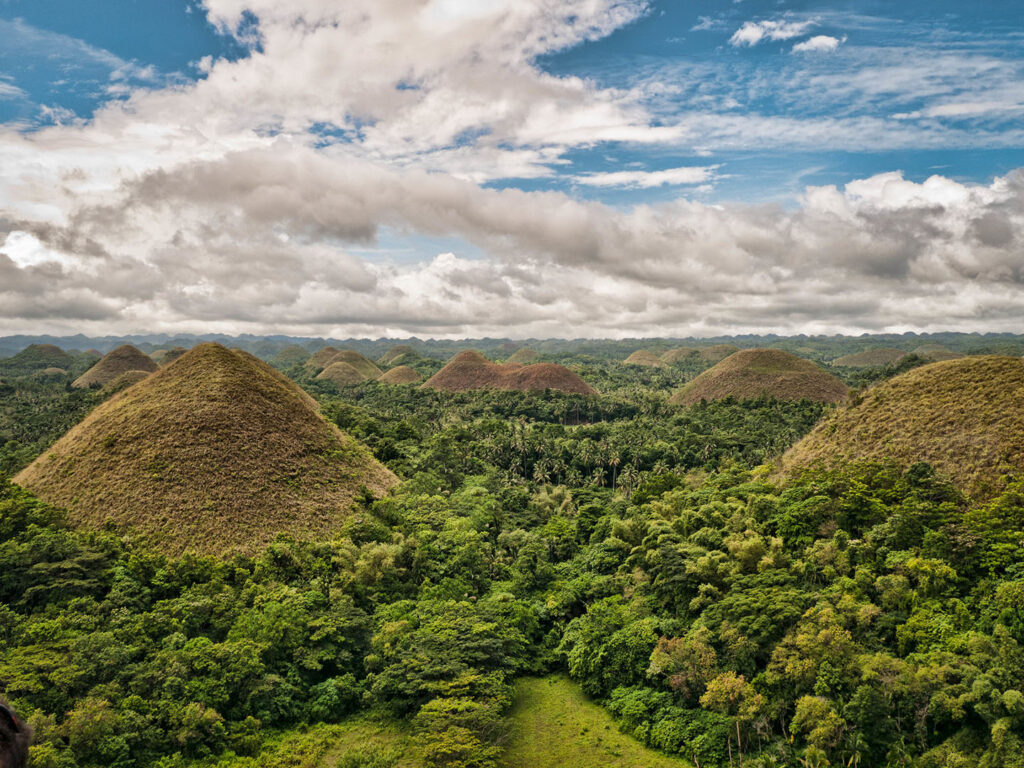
[502,676,690,768]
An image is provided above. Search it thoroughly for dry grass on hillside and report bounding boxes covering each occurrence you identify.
[379,344,418,366]
[16,343,397,556]
[377,365,422,385]
[333,350,382,379]
[317,361,368,386]
[507,348,540,364]
[623,350,666,368]
[660,347,698,364]
[423,351,596,394]
[73,345,158,388]
[912,344,963,362]
[782,355,1024,499]
[670,348,848,406]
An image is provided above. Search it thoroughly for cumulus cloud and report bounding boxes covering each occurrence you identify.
[729,19,816,47]
[573,165,719,188]
[792,35,846,53]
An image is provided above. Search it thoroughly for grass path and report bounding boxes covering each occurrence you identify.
[502,676,690,768]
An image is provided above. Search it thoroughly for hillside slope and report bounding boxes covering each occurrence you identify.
[833,348,908,367]
[782,355,1024,499]
[423,351,595,394]
[16,343,397,555]
[73,345,158,388]
[670,349,848,405]
[623,350,666,368]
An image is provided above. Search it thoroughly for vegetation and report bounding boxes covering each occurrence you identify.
[377,366,422,386]
[784,355,1024,500]
[623,351,667,368]
[16,344,396,555]
[670,350,848,406]
[423,352,596,395]
[317,362,370,386]
[832,349,907,368]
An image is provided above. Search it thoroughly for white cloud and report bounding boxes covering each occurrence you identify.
[574,165,720,188]
[792,35,846,53]
[729,19,816,47]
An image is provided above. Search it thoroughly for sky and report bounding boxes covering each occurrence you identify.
[0,0,1022,339]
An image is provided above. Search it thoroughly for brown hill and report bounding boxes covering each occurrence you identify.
[696,344,740,363]
[316,361,368,386]
[333,350,382,379]
[623,350,667,368]
[782,356,1024,499]
[304,347,343,373]
[16,343,397,556]
[101,369,151,395]
[377,365,422,385]
[507,348,540,364]
[661,347,698,365]
[73,345,158,388]
[833,348,908,368]
[423,351,595,394]
[379,344,419,366]
[669,349,848,406]
[913,344,963,362]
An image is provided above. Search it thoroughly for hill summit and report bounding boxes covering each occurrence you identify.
[377,365,422,385]
[669,349,848,406]
[423,351,595,394]
[16,343,397,555]
[73,345,158,388]
[0,344,74,376]
[782,355,1024,499]
[623,350,666,368]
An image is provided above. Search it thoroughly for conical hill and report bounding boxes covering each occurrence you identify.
[16,343,397,555]
[73,345,158,388]
[317,361,368,386]
[623,350,666,368]
[379,345,419,366]
[782,356,1024,499]
[422,351,595,394]
[670,349,848,406]
[377,365,422,385]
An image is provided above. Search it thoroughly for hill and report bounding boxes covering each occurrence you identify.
[0,344,74,376]
[696,344,739,362]
[271,344,312,368]
[623,350,666,368]
[782,355,1024,499]
[333,350,382,379]
[423,351,596,394]
[304,346,343,373]
[151,347,188,366]
[833,348,908,367]
[377,365,422,385]
[670,349,848,406]
[913,343,963,362]
[660,347,697,364]
[72,345,158,388]
[101,369,151,395]
[16,343,397,555]
[379,344,419,366]
[507,347,540,364]
[316,361,367,386]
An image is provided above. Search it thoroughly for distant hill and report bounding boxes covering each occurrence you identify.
[832,348,908,367]
[151,347,188,366]
[782,356,1024,499]
[304,347,344,373]
[377,365,422,385]
[72,345,158,388]
[696,344,739,363]
[623,350,666,368]
[912,344,963,362]
[660,347,698,364]
[0,344,74,376]
[16,343,397,555]
[333,350,382,380]
[423,351,596,394]
[270,344,312,369]
[670,349,848,405]
[316,361,368,386]
[507,348,540,364]
[379,344,419,366]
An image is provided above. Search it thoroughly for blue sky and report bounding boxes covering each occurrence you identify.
[0,0,1022,337]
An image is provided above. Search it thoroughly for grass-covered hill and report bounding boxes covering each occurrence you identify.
[506,347,540,364]
[783,355,1024,499]
[0,343,75,376]
[15,342,397,555]
[832,347,908,367]
[270,344,312,369]
[912,343,963,362]
[304,346,344,373]
[660,347,697,364]
[333,350,383,379]
[623,350,666,368]
[316,360,369,386]
[72,344,158,388]
[669,349,848,406]
[379,344,420,366]
[423,350,596,394]
[696,343,738,362]
[377,365,422,385]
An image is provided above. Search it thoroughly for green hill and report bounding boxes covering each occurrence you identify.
[670,349,848,406]
[832,348,908,367]
[783,355,1024,499]
[623,350,666,368]
[379,344,420,366]
[696,344,739,363]
[304,346,343,373]
[377,365,422,385]
[316,360,368,386]
[0,344,74,376]
[16,343,397,555]
[72,345,158,388]
[507,347,540,364]
[270,344,312,369]
[912,343,963,362]
[333,350,383,379]
[660,347,698,364]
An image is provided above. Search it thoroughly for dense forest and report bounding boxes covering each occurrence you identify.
[1,338,1022,767]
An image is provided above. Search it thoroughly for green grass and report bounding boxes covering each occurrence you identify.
[502,676,690,768]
